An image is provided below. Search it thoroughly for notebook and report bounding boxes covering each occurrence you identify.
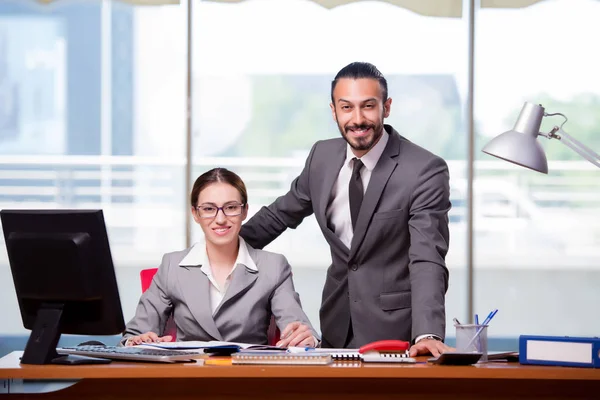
[361,352,416,363]
[329,351,363,361]
[287,348,416,363]
[231,351,332,365]
[142,340,282,351]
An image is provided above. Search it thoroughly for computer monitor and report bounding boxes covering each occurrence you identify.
[0,209,125,365]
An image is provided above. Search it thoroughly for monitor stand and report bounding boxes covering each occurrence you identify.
[20,303,110,365]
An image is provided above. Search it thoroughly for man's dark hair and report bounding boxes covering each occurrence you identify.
[331,62,388,103]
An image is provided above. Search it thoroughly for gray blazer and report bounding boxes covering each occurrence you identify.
[122,243,317,345]
[240,125,450,348]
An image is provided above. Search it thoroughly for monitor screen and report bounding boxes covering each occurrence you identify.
[1,209,125,364]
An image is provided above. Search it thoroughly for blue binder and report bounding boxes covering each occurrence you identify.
[519,335,600,368]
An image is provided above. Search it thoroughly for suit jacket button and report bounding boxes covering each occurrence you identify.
[351,263,358,271]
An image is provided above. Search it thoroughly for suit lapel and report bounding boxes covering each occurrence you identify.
[349,130,400,260]
[178,266,223,340]
[213,264,258,316]
[317,140,348,250]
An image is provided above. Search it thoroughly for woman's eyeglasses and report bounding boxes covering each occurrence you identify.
[195,203,245,219]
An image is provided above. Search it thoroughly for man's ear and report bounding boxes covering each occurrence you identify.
[383,97,392,118]
[330,102,337,121]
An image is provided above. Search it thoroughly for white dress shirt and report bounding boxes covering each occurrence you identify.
[325,131,438,345]
[179,237,257,315]
[326,131,389,249]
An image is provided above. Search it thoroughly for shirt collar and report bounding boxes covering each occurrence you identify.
[345,127,390,171]
[179,236,258,273]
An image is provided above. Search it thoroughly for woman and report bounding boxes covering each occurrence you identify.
[122,168,317,347]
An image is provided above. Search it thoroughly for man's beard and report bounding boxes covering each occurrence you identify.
[336,118,385,152]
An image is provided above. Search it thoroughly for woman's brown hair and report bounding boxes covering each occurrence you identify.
[190,168,248,207]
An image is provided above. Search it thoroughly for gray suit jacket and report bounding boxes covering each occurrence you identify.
[240,125,450,348]
[122,243,317,345]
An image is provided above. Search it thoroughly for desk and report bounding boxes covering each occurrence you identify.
[1,351,599,399]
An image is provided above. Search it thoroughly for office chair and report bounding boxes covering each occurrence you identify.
[139,268,280,345]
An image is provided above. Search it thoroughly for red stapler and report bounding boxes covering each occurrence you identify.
[358,340,415,363]
[359,340,410,354]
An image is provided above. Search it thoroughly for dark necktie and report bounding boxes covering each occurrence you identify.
[349,158,364,231]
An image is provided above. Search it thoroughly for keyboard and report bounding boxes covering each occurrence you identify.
[57,345,205,363]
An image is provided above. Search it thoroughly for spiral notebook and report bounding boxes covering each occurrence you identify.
[331,352,416,363]
[329,351,362,361]
[231,351,332,365]
[286,347,416,363]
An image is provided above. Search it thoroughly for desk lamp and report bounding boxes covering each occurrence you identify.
[481,102,600,173]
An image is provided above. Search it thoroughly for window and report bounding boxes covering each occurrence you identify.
[475,0,600,337]
[3,0,596,350]
[191,0,468,332]
[0,0,186,335]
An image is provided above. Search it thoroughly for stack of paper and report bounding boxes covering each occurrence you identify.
[139,340,284,355]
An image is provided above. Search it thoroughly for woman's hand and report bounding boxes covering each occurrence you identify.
[125,332,173,346]
[276,322,317,348]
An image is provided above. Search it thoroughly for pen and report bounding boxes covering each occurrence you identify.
[285,346,315,353]
[475,314,481,350]
[481,309,498,326]
[453,317,462,326]
[465,309,498,350]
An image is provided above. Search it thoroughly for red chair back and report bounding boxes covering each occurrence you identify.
[140,268,157,292]
[139,268,280,345]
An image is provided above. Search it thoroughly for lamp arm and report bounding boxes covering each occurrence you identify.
[547,128,600,168]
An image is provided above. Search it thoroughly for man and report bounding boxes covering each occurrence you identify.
[240,62,451,357]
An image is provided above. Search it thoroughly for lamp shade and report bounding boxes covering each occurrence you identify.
[482,102,549,174]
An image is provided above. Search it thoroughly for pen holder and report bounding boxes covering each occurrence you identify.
[455,324,488,362]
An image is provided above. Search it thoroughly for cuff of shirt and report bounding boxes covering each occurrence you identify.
[414,334,443,344]
[313,335,321,348]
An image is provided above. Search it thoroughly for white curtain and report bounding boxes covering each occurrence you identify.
[193,0,463,17]
[481,0,543,8]
[35,0,179,5]
[33,0,551,18]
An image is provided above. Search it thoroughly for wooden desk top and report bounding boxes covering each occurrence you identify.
[2,351,600,381]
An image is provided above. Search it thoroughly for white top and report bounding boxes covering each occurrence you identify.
[179,237,257,315]
[326,131,389,249]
